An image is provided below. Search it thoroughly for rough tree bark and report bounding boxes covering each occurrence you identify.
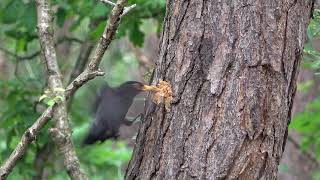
[35,0,87,178]
[126,1,314,179]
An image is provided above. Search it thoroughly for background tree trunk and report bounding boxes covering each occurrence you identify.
[126,0,314,179]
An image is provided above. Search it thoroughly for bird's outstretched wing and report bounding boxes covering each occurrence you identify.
[92,84,112,114]
[83,85,125,145]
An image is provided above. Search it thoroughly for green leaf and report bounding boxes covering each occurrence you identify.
[91,3,108,18]
[9,136,19,149]
[297,80,314,93]
[1,115,18,127]
[38,94,48,102]
[54,96,64,103]
[300,137,313,152]
[90,21,106,40]
[69,17,83,32]
[17,37,27,52]
[20,3,37,32]
[46,99,56,107]
[2,0,24,24]
[57,7,67,27]
[128,20,145,47]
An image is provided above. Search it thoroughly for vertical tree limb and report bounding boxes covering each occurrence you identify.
[35,0,87,179]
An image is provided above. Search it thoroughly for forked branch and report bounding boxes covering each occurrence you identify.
[0,0,131,179]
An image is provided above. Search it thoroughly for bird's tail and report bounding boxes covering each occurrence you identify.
[82,128,116,146]
[82,134,97,146]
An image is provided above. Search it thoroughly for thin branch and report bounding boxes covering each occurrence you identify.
[67,42,95,110]
[0,37,82,61]
[0,47,40,61]
[0,0,130,179]
[35,0,87,179]
[0,107,53,179]
[57,36,83,44]
[68,42,95,84]
[66,0,129,98]
[100,0,136,16]
[127,39,154,69]
[287,135,320,167]
[122,4,136,16]
[33,141,52,180]
[101,0,116,6]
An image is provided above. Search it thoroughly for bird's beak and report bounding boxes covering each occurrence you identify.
[141,85,157,91]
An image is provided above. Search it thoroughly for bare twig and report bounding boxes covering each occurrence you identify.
[68,42,95,84]
[126,39,154,82]
[0,37,82,61]
[66,41,95,110]
[100,0,136,16]
[122,4,136,16]
[33,142,52,180]
[0,0,130,179]
[101,0,116,6]
[0,107,53,179]
[127,40,154,69]
[57,36,83,44]
[287,135,320,167]
[0,47,40,61]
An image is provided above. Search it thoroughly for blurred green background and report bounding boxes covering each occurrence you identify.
[1,0,320,179]
[0,0,165,179]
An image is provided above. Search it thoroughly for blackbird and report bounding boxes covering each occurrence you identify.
[83,81,152,145]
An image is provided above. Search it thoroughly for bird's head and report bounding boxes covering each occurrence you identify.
[117,81,154,97]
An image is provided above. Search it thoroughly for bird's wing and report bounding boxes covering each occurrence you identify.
[97,92,128,127]
[92,84,112,114]
[86,90,127,141]
[83,119,108,144]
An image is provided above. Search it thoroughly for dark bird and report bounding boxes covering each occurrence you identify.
[83,81,152,145]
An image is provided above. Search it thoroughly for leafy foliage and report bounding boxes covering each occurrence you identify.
[0,0,165,179]
[303,9,320,73]
[290,97,320,156]
[0,78,43,179]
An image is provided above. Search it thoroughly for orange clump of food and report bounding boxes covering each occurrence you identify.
[143,80,172,111]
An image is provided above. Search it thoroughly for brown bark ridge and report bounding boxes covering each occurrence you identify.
[126,1,314,180]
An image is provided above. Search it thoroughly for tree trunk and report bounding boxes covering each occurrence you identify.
[126,1,314,179]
